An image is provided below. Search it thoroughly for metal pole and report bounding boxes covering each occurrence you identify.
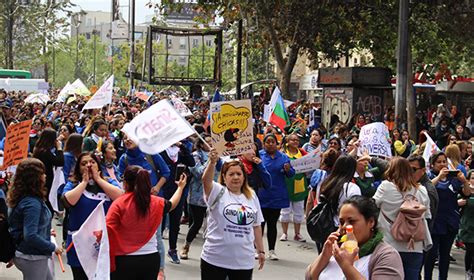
[395,0,409,126]
[75,24,79,79]
[93,17,97,85]
[236,19,243,100]
[6,0,14,69]
[128,0,135,93]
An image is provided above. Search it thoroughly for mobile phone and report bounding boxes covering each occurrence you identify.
[447,170,460,178]
[175,164,186,181]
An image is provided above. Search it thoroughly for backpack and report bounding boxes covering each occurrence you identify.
[0,194,15,263]
[382,189,427,250]
[306,194,338,243]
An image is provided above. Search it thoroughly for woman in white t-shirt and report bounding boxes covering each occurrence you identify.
[315,155,361,252]
[201,148,265,280]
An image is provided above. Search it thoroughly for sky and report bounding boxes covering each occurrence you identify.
[70,0,156,24]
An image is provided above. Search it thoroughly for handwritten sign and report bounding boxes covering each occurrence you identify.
[290,147,322,174]
[358,122,392,158]
[2,120,32,169]
[210,99,254,156]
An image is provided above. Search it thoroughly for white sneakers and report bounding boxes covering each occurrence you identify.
[268,250,279,260]
[279,233,288,241]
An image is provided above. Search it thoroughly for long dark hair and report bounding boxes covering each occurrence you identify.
[33,128,57,158]
[320,155,357,204]
[64,133,83,157]
[72,152,102,182]
[123,165,151,217]
[7,158,47,208]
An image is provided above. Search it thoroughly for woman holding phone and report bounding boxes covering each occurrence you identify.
[424,151,471,280]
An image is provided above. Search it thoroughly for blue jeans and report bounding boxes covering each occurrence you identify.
[398,252,423,280]
[156,222,165,269]
[424,230,457,280]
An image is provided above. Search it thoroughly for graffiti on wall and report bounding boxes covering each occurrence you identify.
[354,95,383,119]
[323,92,352,128]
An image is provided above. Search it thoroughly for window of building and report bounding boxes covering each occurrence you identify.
[179,57,187,64]
[353,58,358,65]
[167,39,173,49]
[192,39,199,48]
[205,40,212,47]
[85,33,91,40]
[179,38,186,49]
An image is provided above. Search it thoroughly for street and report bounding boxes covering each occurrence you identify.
[0,222,467,279]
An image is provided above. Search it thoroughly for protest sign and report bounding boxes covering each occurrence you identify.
[2,120,32,170]
[290,147,322,174]
[171,97,193,117]
[69,79,92,96]
[358,122,392,158]
[210,99,254,156]
[121,100,195,155]
[422,131,440,165]
[82,75,114,111]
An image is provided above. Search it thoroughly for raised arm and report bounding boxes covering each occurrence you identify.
[202,148,218,198]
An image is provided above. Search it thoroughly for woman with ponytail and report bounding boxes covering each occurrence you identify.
[106,165,187,280]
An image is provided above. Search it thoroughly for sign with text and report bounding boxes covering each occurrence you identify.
[290,147,322,174]
[171,97,193,117]
[2,120,32,169]
[358,122,392,158]
[210,99,254,156]
[121,100,195,155]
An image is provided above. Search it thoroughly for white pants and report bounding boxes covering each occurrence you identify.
[280,200,305,224]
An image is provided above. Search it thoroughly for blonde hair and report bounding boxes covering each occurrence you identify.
[445,144,462,167]
[219,160,254,199]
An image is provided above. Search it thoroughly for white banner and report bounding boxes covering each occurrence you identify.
[290,147,322,174]
[48,167,65,213]
[358,122,392,158]
[82,75,114,111]
[72,201,110,280]
[422,131,440,165]
[121,100,195,155]
[56,82,71,103]
[68,79,92,96]
[171,97,192,117]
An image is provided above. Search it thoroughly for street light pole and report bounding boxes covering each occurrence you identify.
[395,0,409,126]
[93,17,97,85]
[236,19,243,100]
[128,0,136,93]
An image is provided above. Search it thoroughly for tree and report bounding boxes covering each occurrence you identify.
[0,0,73,74]
[155,0,370,99]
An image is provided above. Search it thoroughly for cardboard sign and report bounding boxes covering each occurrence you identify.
[358,122,392,158]
[210,99,254,156]
[2,120,32,169]
[290,147,322,174]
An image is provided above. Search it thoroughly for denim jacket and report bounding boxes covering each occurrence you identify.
[8,196,55,256]
[188,150,222,207]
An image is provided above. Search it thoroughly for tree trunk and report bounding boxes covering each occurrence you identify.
[406,48,417,141]
[6,0,14,69]
[280,70,291,100]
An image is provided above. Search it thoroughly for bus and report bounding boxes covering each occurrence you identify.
[0,69,32,79]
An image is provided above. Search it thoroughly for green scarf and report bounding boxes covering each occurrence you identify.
[359,230,384,258]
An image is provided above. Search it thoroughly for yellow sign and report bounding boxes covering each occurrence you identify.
[210,100,254,156]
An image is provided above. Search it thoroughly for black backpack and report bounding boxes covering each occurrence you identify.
[306,194,338,243]
[0,195,15,263]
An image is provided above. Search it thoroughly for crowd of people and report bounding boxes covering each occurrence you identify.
[0,86,474,280]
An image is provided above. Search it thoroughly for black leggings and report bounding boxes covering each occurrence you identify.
[261,208,281,251]
[466,243,474,272]
[162,197,184,250]
[186,204,207,243]
[71,266,88,280]
[201,258,253,280]
[111,252,160,280]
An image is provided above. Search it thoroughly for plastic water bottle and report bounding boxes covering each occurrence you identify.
[343,225,359,256]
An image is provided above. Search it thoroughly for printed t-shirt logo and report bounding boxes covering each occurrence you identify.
[223,203,256,225]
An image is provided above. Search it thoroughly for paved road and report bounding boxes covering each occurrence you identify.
[0,222,467,279]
